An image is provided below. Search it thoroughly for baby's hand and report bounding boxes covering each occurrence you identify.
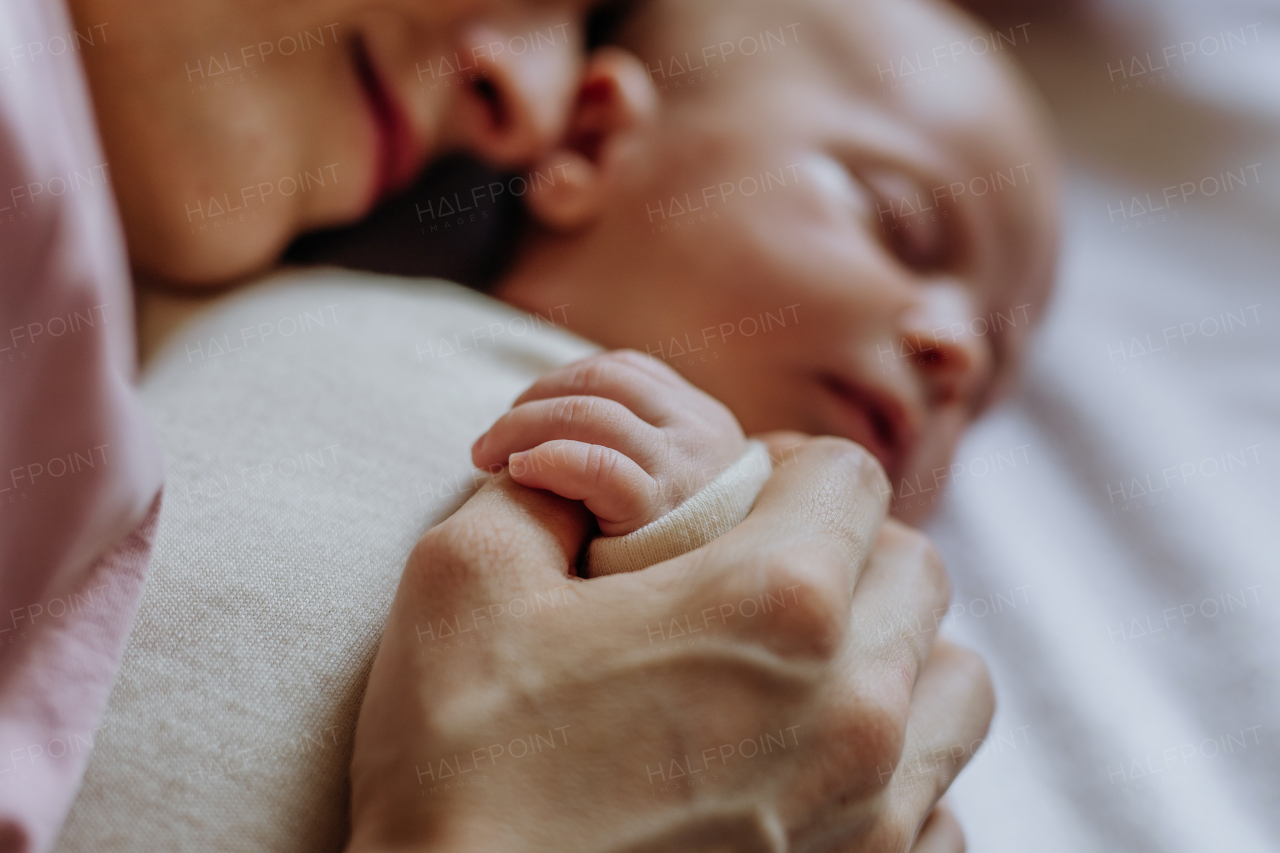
[472,350,748,537]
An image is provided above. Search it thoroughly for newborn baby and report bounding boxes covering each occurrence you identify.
[473,0,1058,572]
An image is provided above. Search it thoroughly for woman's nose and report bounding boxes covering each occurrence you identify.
[450,14,584,166]
[898,284,993,408]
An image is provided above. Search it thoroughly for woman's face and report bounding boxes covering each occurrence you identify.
[69,0,596,285]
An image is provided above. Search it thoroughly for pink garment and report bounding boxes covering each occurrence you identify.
[0,0,163,849]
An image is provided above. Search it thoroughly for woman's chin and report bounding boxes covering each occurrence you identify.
[128,213,289,289]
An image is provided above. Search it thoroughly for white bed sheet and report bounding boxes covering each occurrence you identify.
[930,1,1280,849]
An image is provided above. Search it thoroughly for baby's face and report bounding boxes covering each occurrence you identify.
[498,0,1058,522]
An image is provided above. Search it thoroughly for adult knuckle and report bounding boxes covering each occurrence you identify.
[873,629,925,708]
[816,689,906,802]
[865,815,916,853]
[746,547,850,659]
[921,542,949,602]
[410,517,496,592]
[902,527,952,606]
[850,692,909,785]
[415,519,471,564]
[806,435,890,501]
[941,643,996,711]
[789,441,891,560]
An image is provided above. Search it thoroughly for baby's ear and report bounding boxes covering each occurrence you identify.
[524,46,657,232]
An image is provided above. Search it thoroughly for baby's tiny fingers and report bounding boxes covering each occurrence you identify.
[509,440,659,535]
[512,351,685,425]
[473,396,662,471]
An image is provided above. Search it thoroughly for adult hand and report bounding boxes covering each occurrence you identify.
[346,435,992,852]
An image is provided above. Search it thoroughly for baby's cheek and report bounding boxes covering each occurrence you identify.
[891,408,971,524]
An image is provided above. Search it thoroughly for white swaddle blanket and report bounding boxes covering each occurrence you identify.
[57,272,598,852]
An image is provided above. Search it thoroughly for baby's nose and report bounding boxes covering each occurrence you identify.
[897,284,993,408]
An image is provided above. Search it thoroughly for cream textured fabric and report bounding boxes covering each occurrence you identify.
[587,441,772,576]
[56,270,598,853]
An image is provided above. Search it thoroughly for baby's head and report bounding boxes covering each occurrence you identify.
[496,0,1059,522]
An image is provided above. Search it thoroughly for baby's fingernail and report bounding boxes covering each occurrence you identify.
[472,434,487,455]
[508,451,528,475]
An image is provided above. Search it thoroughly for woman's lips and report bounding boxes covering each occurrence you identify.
[351,36,419,203]
[819,374,917,481]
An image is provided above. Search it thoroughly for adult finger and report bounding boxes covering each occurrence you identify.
[909,802,965,853]
[473,396,663,471]
[843,519,952,708]
[887,640,996,824]
[688,435,890,589]
[633,436,890,658]
[407,469,593,607]
[825,802,964,853]
[785,641,987,852]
